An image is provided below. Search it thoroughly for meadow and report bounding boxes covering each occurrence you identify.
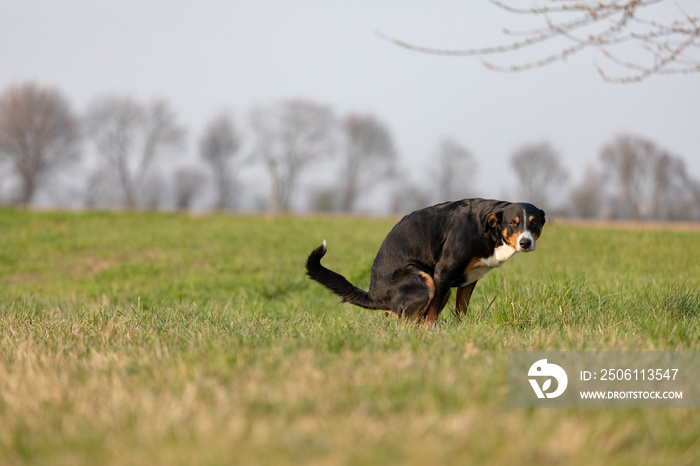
[0,208,699,465]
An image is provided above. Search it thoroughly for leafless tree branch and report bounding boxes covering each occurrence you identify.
[377,0,700,82]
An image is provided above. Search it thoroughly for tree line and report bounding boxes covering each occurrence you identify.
[1,82,698,220]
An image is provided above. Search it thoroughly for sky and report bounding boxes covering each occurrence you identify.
[1,0,699,212]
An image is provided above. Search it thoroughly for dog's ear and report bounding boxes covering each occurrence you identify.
[486,211,503,229]
[540,209,546,225]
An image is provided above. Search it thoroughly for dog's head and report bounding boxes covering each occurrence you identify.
[486,202,546,253]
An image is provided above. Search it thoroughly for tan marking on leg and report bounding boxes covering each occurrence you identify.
[424,306,439,325]
[455,282,477,315]
[417,273,455,326]
[419,271,435,300]
[413,271,436,324]
[415,301,441,325]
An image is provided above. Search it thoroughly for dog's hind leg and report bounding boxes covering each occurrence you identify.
[419,288,452,325]
[390,270,435,321]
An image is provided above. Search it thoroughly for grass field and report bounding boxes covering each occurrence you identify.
[1,208,699,465]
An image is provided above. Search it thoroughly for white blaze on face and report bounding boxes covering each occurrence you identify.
[516,207,536,252]
[517,230,535,252]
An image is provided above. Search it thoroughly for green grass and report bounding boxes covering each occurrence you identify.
[1,208,699,465]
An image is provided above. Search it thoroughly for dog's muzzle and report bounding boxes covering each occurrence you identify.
[517,231,535,252]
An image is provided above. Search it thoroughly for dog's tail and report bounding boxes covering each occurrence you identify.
[305,241,380,310]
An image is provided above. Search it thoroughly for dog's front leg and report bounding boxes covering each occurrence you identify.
[455,281,478,316]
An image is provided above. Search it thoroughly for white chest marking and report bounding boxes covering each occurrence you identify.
[460,244,518,286]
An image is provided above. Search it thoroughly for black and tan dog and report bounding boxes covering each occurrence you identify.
[306,198,545,324]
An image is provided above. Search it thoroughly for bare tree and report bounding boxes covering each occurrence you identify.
[568,166,606,218]
[600,134,656,218]
[199,112,241,210]
[140,171,165,210]
[510,141,568,209]
[600,134,697,219]
[431,138,475,202]
[250,99,336,213]
[379,1,700,83]
[85,96,184,208]
[174,167,206,210]
[85,167,121,208]
[0,83,80,204]
[339,114,397,211]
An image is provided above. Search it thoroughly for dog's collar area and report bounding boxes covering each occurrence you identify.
[493,244,517,263]
[457,244,517,287]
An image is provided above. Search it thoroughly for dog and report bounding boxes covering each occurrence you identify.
[305,199,546,324]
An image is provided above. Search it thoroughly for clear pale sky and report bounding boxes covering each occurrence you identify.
[1,1,699,211]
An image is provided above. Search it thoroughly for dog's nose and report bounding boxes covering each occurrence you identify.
[519,238,532,250]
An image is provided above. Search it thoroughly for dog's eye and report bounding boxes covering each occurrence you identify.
[530,220,538,226]
[510,220,518,226]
